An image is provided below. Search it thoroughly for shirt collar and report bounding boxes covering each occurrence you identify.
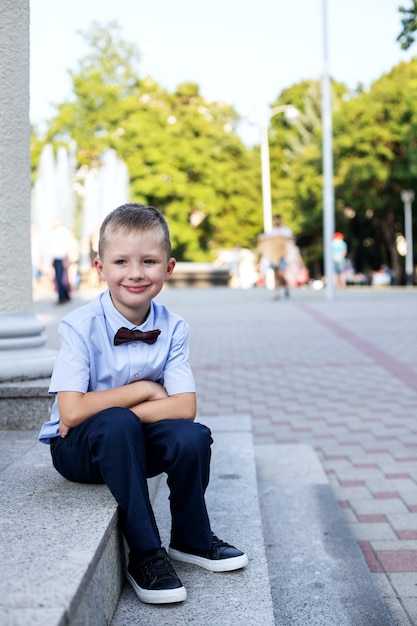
[100,289,156,336]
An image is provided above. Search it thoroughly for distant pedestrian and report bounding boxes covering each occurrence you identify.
[331,232,348,288]
[50,220,72,303]
[258,214,293,298]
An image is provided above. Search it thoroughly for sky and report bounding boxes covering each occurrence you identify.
[30,0,416,142]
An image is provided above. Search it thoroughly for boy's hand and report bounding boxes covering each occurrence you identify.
[59,421,71,438]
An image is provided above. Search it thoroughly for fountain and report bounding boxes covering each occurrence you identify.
[32,143,75,271]
[79,149,130,272]
[32,145,129,275]
[80,149,129,240]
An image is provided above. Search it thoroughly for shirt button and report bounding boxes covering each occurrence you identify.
[133,373,139,378]
[131,342,137,347]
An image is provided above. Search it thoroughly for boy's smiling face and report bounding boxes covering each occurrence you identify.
[94,228,175,325]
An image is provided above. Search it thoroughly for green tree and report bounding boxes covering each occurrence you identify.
[397,0,417,49]
[35,22,262,262]
[266,79,349,274]
[332,59,417,281]
[265,62,417,281]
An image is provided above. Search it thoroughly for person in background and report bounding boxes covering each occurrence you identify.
[50,219,72,303]
[331,231,348,288]
[67,230,81,290]
[258,214,293,299]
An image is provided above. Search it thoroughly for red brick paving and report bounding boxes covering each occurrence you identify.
[376,551,417,573]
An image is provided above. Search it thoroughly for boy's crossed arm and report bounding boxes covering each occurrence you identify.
[57,381,196,438]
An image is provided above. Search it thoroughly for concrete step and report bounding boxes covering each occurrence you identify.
[255,444,396,626]
[0,429,140,625]
[111,415,274,626]
[0,415,274,626]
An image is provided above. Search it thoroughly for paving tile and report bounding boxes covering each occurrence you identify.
[339,479,366,487]
[388,572,417,596]
[374,492,402,499]
[372,572,399,598]
[358,541,385,573]
[397,531,417,540]
[331,486,373,501]
[357,514,388,523]
[385,514,417,531]
[350,499,408,515]
[350,522,397,541]
[371,540,417,551]
[377,551,417,572]
[374,479,417,492]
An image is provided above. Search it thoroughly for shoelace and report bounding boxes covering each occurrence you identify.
[211,535,233,549]
[142,557,176,582]
[209,535,235,556]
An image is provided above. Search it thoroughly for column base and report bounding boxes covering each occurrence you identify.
[0,311,56,382]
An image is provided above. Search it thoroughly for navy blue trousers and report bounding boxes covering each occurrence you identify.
[52,258,70,302]
[50,408,214,557]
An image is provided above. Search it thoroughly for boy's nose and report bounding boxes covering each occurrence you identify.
[128,263,145,279]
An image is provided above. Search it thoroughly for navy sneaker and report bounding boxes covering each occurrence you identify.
[168,534,248,572]
[126,548,186,604]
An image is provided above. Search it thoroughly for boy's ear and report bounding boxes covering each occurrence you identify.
[94,257,106,282]
[165,257,176,281]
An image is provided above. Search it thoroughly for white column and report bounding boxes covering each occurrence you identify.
[260,124,273,234]
[0,0,56,381]
[260,105,299,235]
[401,190,415,286]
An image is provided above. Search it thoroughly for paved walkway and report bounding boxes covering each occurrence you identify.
[33,283,417,625]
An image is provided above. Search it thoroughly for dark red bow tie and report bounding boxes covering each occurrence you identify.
[114,327,161,346]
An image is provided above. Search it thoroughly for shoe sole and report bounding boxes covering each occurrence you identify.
[168,548,248,572]
[126,571,186,604]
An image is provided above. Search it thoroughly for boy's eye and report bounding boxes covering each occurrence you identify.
[115,259,127,265]
[144,259,156,265]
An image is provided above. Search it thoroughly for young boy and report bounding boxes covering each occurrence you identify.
[38,203,247,605]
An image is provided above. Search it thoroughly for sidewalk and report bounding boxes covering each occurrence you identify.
[33,283,417,625]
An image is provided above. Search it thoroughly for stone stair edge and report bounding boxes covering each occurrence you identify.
[1,415,258,626]
[111,414,275,625]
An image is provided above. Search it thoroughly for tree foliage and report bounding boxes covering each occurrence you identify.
[38,23,262,262]
[397,0,417,49]
[331,60,417,278]
[265,61,417,280]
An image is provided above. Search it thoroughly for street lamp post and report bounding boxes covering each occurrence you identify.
[260,105,299,234]
[401,189,415,286]
[322,0,335,301]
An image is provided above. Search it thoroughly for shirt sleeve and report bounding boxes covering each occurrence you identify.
[49,320,91,394]
[162,319,196,395]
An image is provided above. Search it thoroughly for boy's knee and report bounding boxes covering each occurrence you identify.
[95,407,141,438]
[177,420,213,452]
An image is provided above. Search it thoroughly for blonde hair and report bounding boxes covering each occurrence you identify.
[98,203,171,259]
